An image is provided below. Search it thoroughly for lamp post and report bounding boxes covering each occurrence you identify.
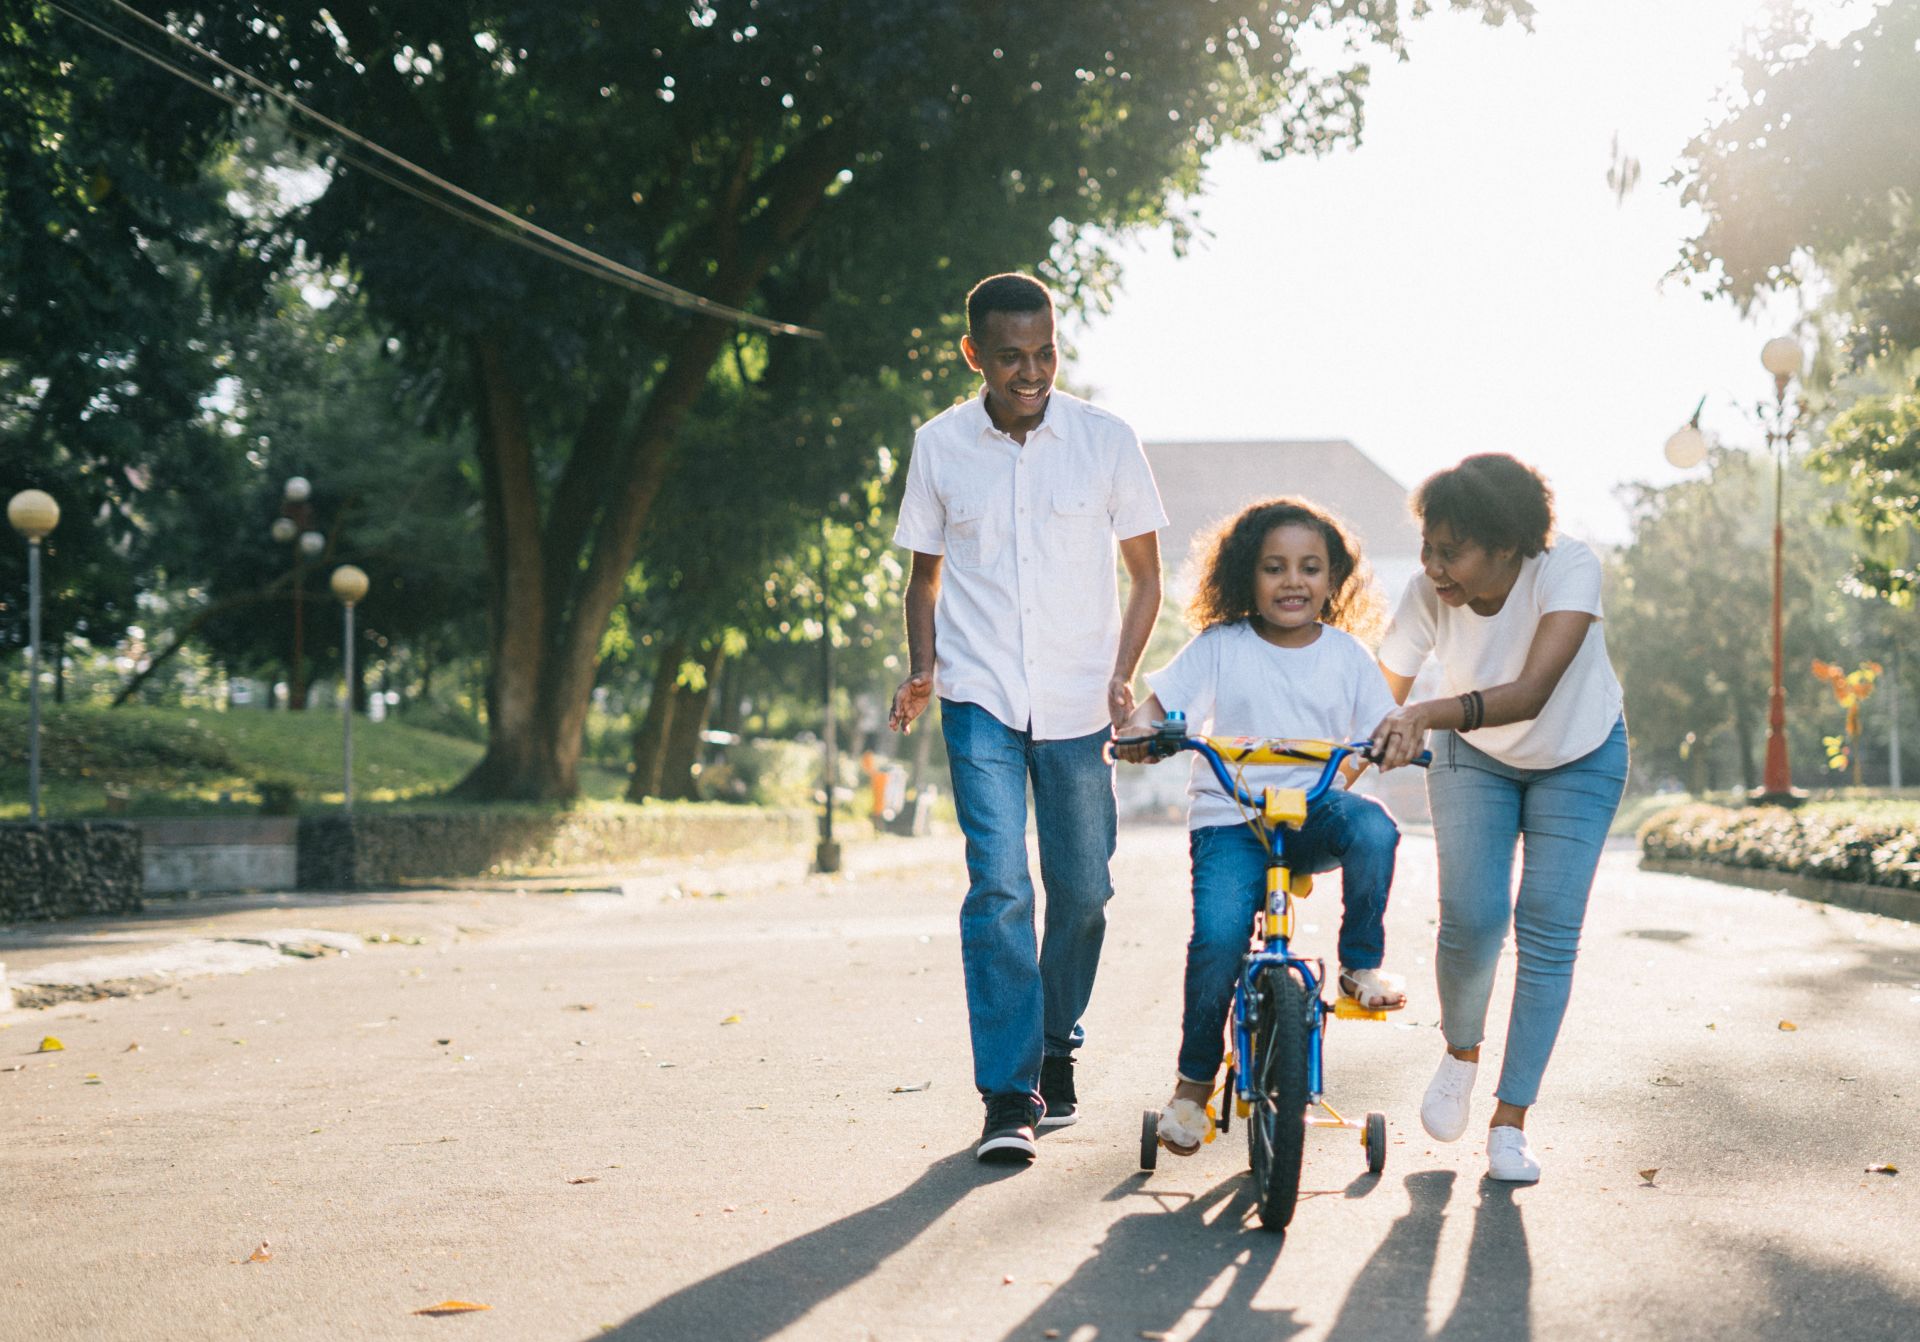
[815,519,842,873]
[330,565,370,811]
[1757,335,1805,806]
[273,476,327,709]
[8,490,60,821]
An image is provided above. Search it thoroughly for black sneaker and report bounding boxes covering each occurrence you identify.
[1039,1055,1078,1129]
[976,1094,1040,1163]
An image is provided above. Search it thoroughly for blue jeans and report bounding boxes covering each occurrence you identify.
[1427,718,1628,1108]
[940,698,1117,1104]
[1178,788,1400,1082]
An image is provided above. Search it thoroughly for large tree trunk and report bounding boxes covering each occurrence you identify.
[656,645,726,801]
[626,642,685,802]
[449,131,852,801]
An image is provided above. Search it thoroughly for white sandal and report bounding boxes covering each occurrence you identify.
[1339,967,1408,1012]
[1157,1098,1211,1156]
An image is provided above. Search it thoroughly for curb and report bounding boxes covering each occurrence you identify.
[5,929,364,1010]
[1639,857,1920,924]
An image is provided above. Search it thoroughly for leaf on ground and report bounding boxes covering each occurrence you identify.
[1,1064,23,1073]
[1778,1020,1798,1032]
[1866,1163,1899,1175]
[891,1081,933,1093]
[1002,1274,1015,1285]
[1650,1076,1683,1088]
[125,1042,141,1052]
[565,1004,596,1012]
[247,1242,272,1263]
[37,1037,64,1053]
[746,1103,769,1110]
[720,1014,743,1025]
[568,1176,600,1184]
[414,1301,491,1316]
[1638,1169,1659,1185]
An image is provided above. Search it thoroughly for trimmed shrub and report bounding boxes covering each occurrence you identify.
[298,805,811,889]
[1640,804,1920,891]
[0,822,142,920]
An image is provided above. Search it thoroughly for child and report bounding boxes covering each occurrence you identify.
[1119,497,1404,1155]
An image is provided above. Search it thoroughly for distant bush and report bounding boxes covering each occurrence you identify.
[704,738,825,808]
[1640,803,1920,890]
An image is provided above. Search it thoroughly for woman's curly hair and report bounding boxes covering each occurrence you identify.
[1186,497,1384,642]
[1412,453,1555,557]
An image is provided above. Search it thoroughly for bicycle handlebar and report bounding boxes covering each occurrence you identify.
[1107,722,1430,817]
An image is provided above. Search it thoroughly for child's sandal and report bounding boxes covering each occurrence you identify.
[1339,967,1407,1012]
[1157,1098,1211,1156]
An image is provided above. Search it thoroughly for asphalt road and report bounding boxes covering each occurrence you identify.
[2,824,1917,1341]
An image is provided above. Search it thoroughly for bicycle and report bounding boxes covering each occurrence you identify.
[1109,712,1429,1232]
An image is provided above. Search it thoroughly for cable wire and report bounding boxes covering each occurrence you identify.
[53,0,823,339]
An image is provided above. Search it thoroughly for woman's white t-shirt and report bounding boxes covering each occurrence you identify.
[1377,538,1623,771]
[1147,622,1398,831]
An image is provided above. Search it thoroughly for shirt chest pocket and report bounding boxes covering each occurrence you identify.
[1051,492,1109,561]
[946,497,999,569]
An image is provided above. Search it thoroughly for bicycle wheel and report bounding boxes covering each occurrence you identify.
[1245,964,1311,1232]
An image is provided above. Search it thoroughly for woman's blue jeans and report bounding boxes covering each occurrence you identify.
[1178,788,1400,1082]
[1427,718,1628,1108]
[940,698,1117,1104]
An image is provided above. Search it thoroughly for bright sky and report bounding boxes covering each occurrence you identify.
[1064,0,1865,544]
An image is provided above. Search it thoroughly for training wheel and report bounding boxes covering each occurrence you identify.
[1364,1111,1387,1176]
[1140,1109,1160,1172]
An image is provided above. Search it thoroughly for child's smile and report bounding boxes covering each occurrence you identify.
[1252,523,1330,648]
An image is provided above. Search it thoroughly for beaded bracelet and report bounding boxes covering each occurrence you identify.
[1457,689,1486,732]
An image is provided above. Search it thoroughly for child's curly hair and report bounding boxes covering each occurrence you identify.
[1186,497,1385,642]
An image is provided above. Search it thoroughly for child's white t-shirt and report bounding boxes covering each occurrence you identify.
[1376,538,1623,771]
[1146,622,1398,832]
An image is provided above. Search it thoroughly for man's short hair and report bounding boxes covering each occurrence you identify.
[966,273,1053,341]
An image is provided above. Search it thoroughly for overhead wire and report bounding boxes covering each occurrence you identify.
[50,0,823,339]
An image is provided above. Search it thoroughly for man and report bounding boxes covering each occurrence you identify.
[890,272,1166,1163]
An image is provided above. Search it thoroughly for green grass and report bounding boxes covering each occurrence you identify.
[0,700,485,818]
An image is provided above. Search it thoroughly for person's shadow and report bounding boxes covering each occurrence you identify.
[598,1149,1018,1341]
[1325,1170,1533,1341]
[997,1175,1308,1341]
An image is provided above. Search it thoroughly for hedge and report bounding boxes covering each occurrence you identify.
[0,822,143,921]
[1639,804,1920,892]
[297,805,813,890]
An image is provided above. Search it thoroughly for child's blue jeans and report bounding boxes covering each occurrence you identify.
[940,698,1117,1105]
[1177,788,1399,1082]
[1427,718,1628,1108]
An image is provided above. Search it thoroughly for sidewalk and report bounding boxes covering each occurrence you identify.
[0,832,933,1015]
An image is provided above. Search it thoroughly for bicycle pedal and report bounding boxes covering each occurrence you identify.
[1333,996,1389,1021]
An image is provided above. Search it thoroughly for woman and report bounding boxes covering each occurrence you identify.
[1369,453,1627,1183]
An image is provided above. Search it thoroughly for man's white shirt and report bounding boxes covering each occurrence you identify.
[893,389,1167,740]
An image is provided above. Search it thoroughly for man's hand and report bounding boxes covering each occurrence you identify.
[1107,676,1137,732]
[890,672,935,733]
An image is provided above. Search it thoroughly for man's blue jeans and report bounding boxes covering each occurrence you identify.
[940,698,1117,1104]
[1178,788,1400,1081]
[1427,718,1628,1108]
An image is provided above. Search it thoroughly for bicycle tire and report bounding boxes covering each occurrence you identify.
[1246,964,1311,1232]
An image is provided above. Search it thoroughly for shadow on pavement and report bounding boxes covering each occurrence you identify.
[1325,1170,1532,1342]
[999,1174,1305,1342]
[596,1148,1013,1341]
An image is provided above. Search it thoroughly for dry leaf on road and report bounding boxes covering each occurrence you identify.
[1638,1169,1659,1185]
[567,1177,600,1185]
[414,1301,491,1316]
[1778,1020,1798,1032]
[720,1014,743,1025]
[244,1242,272,1264]
[891,1081,933,1093]
[1866,1163,1899,1175]
[37,1037,64,1053]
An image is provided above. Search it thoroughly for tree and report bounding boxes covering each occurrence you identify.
[1673,1,1920,364]
[64,0,1531,798]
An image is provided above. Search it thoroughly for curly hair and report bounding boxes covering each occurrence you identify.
[1412,453,1555,558]
[1186,497,1384,642]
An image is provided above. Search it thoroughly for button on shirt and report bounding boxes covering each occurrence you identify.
[893,389,1167,740]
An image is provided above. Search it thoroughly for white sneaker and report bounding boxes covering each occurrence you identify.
[1420,1053,1478,1142]
[1487,1125,1541,1183]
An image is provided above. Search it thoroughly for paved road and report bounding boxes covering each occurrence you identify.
[3,825,1917,1341]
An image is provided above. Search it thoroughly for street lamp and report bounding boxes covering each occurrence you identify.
[330,565,369,812]
[1757,335,1805,806]
[272,476,327,709]
[1664,396,1708,469]
[8,490,59,821]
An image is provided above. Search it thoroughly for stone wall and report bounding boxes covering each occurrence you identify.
[0,822,143,921]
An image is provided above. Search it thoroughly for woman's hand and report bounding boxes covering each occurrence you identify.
[1369,702,1435,771]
